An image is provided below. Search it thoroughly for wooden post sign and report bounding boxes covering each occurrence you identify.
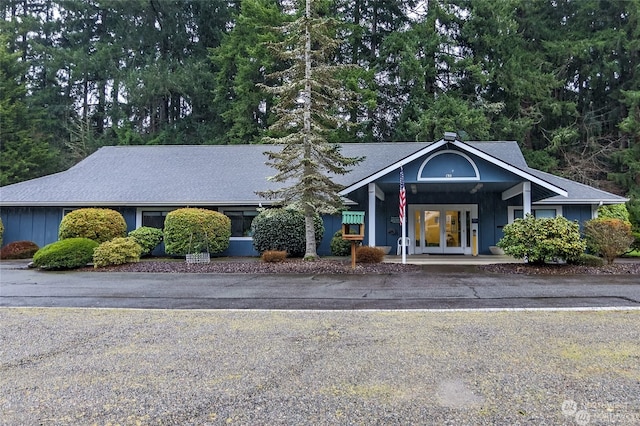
[341,211,365,269]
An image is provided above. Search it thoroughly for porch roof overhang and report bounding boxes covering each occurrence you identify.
[339,139,568,199]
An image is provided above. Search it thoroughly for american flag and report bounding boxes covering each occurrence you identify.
[399,166,406,225]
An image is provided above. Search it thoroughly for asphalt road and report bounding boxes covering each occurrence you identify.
[1,263,639,309]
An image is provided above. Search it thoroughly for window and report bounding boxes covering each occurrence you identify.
[142,211,169,229]
[509,206,562,223]
[224,210,258,237]
[533,209,556,219]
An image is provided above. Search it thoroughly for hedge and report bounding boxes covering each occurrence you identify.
[93,237,143,268]
[59,208,127,243]
[128,226,163,256]
[32,238,99,270]
[164,208,231,256]
[251,208,324,257]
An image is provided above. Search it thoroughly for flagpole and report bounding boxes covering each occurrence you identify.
[401,206,406,265]
[399,166,407,265]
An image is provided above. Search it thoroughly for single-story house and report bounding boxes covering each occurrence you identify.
[0,133,628,256]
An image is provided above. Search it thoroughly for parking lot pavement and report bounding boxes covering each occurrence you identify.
[1,261,639,310]
[1,308,639,425]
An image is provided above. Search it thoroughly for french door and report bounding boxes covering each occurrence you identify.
[410,205,478,255]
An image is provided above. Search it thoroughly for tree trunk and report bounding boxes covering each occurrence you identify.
[302,0,318,260]
[304,211,318,260]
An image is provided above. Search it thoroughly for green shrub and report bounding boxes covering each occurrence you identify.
[0,241,39,259]
[632,231,640,252]
[355,246,385,263]
[251,208,324,257]
[568,253,605,267]
[59,208,127,243]
[596,204,631,222]
[330,230,359,256]
[164,208,231,256]
[32,238,99,270]
[128,226,163,256]
[497,214,586,265]
[0,217,4,248]
[261,250,288,263]
[93,237,142,268]
[584,218,634,264]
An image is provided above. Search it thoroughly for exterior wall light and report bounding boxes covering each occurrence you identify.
[444,132,458,141]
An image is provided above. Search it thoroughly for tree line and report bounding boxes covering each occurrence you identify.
[1,0,639,206]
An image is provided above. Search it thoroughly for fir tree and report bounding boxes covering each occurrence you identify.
[258,0,363,259]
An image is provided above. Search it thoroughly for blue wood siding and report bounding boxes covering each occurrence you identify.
[421,152,477,178]
[563,205,593,229]
[375,148,522,184]
[221,239,259,257]
[0,207,61,248]
[0,206,137,249]
[319,214,342,255]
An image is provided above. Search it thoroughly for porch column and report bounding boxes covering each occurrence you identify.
[523,181,532,216]
[368,183,376,246]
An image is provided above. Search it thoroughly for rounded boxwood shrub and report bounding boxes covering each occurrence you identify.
[128,226,163,256]
[0,241,40,259]
[59,208,127,243]
[330,230,358,256]
[497,214,586,264]
[251,208,324,257]
[32,238,99,270]
[164,208,231,256]
[93,237,143,268]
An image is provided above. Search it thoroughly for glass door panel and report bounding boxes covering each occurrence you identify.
[424,211,440,248]
[414,210,421,251]
[411,205,475,255]
[445,210,461,248]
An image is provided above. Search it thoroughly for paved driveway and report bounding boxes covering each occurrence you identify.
[1,261,638,309]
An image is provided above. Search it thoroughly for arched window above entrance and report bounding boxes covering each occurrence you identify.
[417,150,480,181]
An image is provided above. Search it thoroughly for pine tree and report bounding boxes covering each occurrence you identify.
[0,34,58,185]
[258,0,363,259]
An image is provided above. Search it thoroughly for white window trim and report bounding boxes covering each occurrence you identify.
[507,205,563,223]
[417,150,480,181]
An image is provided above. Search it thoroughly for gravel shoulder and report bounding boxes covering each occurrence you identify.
[1,308,639,425]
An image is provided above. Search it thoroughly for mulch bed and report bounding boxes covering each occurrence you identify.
[83,259,424,275]
[81,258,640,275]
[479,262,640,275]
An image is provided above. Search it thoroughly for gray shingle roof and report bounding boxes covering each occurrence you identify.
[0,142,626,206]
[525,168,627,204]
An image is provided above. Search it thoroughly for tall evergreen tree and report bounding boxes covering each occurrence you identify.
[0,34,59,185]
[210,0,286,144]
[334,0,415,141]
[258,0,363,259]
